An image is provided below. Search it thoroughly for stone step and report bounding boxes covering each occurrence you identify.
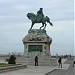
[28,60,57,66]
[16,57,58,66]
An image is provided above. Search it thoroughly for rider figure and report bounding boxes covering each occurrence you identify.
[36,8,44,20]
[37,8,44,16]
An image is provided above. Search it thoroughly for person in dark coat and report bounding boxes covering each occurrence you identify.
[58,57,62,68]
[35,56,38,66]
[73,59,75,67]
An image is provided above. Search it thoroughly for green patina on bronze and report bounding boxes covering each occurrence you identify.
[27,8,53,30]
[28,45,42,52]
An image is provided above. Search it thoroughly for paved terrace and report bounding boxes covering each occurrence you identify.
[46,58,75,75]
[0,58,70,75]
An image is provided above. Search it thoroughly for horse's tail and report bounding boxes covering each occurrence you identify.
[46,16,53,26]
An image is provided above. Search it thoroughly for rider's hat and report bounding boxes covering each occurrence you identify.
[40,8,43,10]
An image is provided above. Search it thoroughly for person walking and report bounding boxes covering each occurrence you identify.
[58,57,62,68]
[35,56,38,66]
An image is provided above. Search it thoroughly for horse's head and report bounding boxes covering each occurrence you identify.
[27,13,31,19]
[27,13,36,20]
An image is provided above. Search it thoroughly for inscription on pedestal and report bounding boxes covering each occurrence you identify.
[28,45,42,52]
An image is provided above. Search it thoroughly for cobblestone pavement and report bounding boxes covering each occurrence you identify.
[46,58,75,75]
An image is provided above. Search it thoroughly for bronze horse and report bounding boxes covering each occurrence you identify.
[27,13,53,30]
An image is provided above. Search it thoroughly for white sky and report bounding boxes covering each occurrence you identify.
[0,0,74,55]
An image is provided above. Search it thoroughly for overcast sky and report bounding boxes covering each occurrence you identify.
[0,0,74,55]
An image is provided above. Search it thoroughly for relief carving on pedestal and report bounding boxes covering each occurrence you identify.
[27,34,44,41]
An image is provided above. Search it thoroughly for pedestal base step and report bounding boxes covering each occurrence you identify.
[27,58,58,66]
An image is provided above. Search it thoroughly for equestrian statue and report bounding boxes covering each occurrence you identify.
[27,8,53,30]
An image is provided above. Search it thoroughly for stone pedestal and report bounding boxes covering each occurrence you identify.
[21,29,58,66]
[22,29,52,57]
